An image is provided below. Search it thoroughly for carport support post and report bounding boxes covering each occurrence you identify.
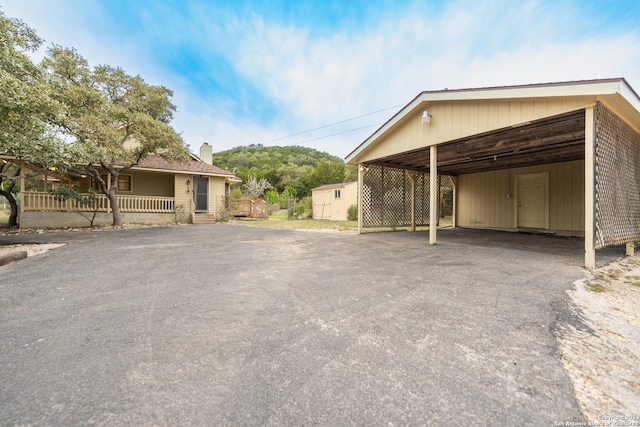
[357,163,364,234]
[585,106,596,270]
[430,145,437,245]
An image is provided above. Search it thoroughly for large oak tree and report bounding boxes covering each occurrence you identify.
[0,11,70,226]
[42,47,190,226]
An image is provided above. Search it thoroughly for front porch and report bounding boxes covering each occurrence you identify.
[19,192,182,228]
[22,192,175,213]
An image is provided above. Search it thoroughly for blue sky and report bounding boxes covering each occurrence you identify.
[3,0,640,158]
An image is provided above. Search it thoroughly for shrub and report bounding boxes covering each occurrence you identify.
[347,204,358,221]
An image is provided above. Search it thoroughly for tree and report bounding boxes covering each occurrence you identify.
[300,160,345,195]
[243,175,272,198]
[42,47,190,225]
[49,184,102,226]
[0,12,66,226]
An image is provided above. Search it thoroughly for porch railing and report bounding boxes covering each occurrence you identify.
[22,192,175,213]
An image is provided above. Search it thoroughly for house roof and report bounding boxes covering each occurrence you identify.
[345,78,640,167]
[311,181,357,191]
[134,154,237,178]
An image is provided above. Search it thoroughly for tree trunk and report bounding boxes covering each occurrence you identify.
[0,190,19,227]
[106,190,122,226]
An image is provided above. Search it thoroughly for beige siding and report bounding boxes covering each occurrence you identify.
[358,97,593,163]
[174,174,193,222]
[208,176,227,217]
[174,174,227,220]
[456,160,584,234]
[312,182,357,221]
[313,189,334,219]
[126,171,174,196]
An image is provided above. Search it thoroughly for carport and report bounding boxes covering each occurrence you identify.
[346,79,640,269]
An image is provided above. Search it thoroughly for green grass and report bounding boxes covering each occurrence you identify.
[235,214,455,233]
[268,214,288,220]
[586,282,607,293]
[236,217,358,232]
[624,275,640,287]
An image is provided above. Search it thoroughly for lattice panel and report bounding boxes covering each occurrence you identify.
[594,102,640,249]
[362,165,444,228]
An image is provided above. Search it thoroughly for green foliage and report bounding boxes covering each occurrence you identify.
[211,144,347,197]
[49,185,97,205]
[297,196,312,217]
[441,187,454,216]
[230,187,243,200]
[344,164,358,182]
[277,186,298,209]
[264,189,279,205]
[347,204,358,221]
[41,46,190,225]
[0,11,60,158]
[48,184,101,226]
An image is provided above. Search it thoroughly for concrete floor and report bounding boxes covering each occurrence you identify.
[0,225,626,425]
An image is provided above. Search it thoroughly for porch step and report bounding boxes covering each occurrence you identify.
[194,213,219,224]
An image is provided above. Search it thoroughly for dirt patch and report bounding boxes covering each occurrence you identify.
[0,223,177,261]
[0,243,65,258]
[557,256,640,421]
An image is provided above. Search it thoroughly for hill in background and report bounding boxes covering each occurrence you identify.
[212,144,357,197]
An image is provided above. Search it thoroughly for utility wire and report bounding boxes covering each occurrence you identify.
[256,103,403,145]
[292,123,382,145]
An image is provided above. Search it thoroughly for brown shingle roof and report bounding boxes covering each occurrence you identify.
[136,154,235,177]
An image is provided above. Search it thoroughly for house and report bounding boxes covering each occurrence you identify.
[15,142,240,228]
[311,182,357,221]
[345,78,640,269]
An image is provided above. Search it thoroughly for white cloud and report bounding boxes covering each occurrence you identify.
[217,0,640,156]
[4,0,640,159]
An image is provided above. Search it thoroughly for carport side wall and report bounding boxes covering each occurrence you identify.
[593,102,640,248]
[456,159,585,234]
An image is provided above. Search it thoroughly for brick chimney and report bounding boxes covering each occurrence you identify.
[199,142,212,165]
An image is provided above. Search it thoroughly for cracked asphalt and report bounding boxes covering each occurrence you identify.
[0,225,626,425]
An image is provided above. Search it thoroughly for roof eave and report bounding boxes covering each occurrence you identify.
[130,165,236,178]
[346,78,639,164]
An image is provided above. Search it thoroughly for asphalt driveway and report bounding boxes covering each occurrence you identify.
[0,225,605,425]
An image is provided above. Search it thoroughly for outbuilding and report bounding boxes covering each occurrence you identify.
[345,78,640,269]
[311,181,357,221]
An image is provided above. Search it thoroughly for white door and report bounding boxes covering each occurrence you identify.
[517,172,548,229]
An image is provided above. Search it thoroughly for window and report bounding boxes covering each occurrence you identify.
[334,189,341,199]
[91,174,132,191]
[118,175,132,192]
[91,174,108,190]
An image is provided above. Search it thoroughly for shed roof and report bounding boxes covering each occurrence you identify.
[311,181,357,191]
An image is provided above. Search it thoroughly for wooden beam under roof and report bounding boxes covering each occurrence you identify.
[373,109,586,176]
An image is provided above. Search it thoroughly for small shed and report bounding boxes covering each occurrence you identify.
[311,181,357,221]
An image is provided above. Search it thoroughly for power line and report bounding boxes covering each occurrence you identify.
[256,103,403,145]
[293,123,382,145]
